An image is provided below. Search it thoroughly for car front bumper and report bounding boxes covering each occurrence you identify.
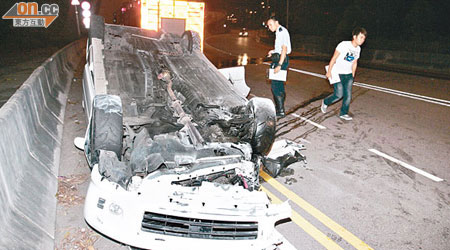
[84,164,292,250]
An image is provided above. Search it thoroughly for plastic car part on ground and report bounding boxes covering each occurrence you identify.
[218,66,251,98]
[263,139,307,177]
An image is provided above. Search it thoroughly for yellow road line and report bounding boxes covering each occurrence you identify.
[261,186,344,250]
[261,170,374,250]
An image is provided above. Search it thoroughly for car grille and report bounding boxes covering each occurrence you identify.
[141,212,258,240]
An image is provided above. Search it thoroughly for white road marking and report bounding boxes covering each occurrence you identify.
[368,149,444,182]
[291,113,327,129]
[299,138,312,144]
[289,67,327,79]
[353,82,450,107]
[263,63,450,107]
[354,82,450,104]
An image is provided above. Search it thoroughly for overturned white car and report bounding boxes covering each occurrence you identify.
[78,16,300,250]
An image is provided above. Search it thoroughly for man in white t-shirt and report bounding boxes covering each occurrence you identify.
[321,27,367,121]
[267,16,291,118]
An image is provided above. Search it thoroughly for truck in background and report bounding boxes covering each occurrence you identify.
[140,0,204,49]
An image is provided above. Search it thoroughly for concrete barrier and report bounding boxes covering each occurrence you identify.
[0,39,85,249]
[367,49,450,75]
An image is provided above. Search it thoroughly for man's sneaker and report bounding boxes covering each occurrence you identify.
[339,114,353,121]
[320,100,327,113]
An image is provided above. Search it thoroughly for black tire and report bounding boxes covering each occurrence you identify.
[90,95,123,164]
[248,97,276,155]
[181,30,201,53]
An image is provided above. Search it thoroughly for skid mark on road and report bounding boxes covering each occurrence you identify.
[276,106,327,138]
[291,114,327,129]
[275,86,368,140]
[276,120,319,139]
[276,109,337,142]
[286,92,332,116]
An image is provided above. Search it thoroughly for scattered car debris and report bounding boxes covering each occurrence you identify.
[56,174,89,207]
[55,227,99,250]
[263,139,307,177]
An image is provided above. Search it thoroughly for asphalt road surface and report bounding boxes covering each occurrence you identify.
[54,30,450,249]
[206,31,450,250]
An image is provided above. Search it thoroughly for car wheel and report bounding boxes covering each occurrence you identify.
[89,95,123,165]
[248,97,276,155]
[181,30,201,53]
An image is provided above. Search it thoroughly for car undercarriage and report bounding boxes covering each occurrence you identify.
[79,15,304,250]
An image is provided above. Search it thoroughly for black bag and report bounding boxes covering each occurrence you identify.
[271,53,281,64]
